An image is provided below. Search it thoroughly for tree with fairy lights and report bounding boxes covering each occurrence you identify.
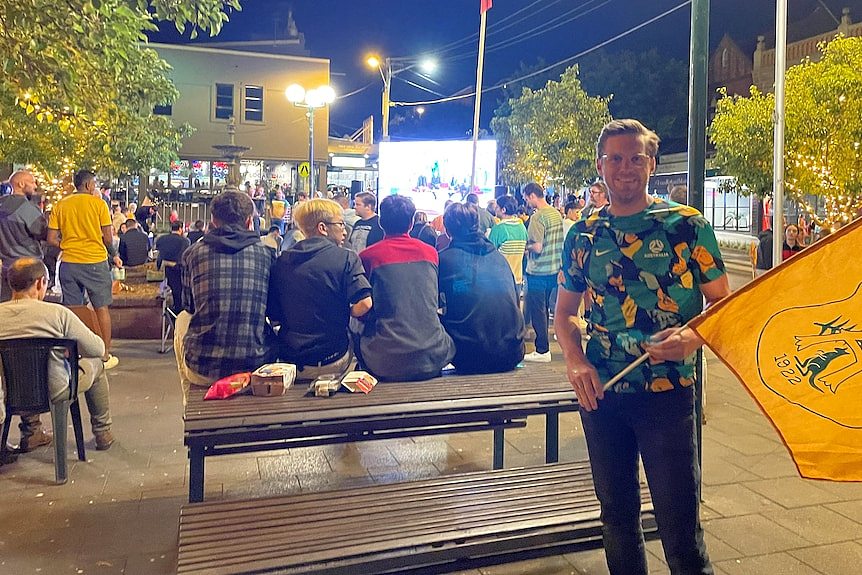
[709,35,862,232]
[0,0,240,207]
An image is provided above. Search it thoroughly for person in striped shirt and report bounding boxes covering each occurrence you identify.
[489,195,528,286]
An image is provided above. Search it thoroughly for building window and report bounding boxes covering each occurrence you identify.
[215,83,234,120]
[721,49,729,69]
[244,85,264,122]
[153,104,172,116]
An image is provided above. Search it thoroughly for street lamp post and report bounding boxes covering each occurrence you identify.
[285,83,336,194]
[366,55,436,141]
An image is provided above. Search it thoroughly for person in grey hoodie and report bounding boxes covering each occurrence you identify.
[269,199,371,380]
[0,170,46,302]
[0,170,50,454]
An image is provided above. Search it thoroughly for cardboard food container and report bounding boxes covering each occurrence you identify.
[250,363,296,397]
[341,371,378,394]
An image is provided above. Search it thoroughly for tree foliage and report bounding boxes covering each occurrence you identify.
[709,36,862,229]
[0,0,239,176]
[579,49,689,151]
[491,66,611,188]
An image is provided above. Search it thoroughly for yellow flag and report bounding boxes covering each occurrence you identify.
[690,218,862,482]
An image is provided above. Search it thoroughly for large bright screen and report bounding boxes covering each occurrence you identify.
[378,140,497,212]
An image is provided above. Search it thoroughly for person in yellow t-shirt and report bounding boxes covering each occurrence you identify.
[47,169,123,369]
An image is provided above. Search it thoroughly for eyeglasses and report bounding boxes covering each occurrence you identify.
[322,220,346,228]
[600,153,652,168]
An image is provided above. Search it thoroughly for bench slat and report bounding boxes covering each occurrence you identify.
[178,462,656,575]
[184,365,572,429]
[178,489,617,562]
[181,461,593,520]
[180,482,602,547]
[179,496,654,575]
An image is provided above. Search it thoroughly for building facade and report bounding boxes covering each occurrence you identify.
[752,7,861,92]
[150,43,331,195]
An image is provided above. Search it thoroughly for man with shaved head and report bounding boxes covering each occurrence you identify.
[0,170,50,454]
[0,170,46,302]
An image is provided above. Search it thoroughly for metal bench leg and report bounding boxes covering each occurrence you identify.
[493,427,504,469]
[50,400,69,484]
[545,410,559,464]
[188,445,205,503]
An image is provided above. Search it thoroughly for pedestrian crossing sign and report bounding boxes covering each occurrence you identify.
[298,162,310,178]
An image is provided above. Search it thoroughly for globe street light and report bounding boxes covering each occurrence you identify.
[285,83,336,194]
[366,54,437,141]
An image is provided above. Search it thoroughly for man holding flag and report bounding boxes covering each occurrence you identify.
[555,119,730,575]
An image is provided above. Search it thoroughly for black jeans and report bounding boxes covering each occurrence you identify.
[579,387,712,575]
[525,273,557,354]
[164,265,183,315]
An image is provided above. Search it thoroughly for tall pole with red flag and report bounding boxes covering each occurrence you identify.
[469,0,492,195]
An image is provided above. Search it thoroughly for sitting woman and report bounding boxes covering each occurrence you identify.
[438,203,525,374]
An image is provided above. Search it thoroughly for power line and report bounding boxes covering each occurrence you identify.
[386,1,600,103]
[391,0,691,108]
[334,80,376,100]
[394,76,448,98]
[441,0,611,63]
[427,0,567,58]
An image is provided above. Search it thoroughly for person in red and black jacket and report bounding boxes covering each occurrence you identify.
[782,223,803,261]
[355,195,455,381]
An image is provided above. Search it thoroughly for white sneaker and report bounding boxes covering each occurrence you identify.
[523,351,551,363]
[103,354,119,370]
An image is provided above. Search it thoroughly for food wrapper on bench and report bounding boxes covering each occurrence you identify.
[204,372,251,400]
[250,363,296,396]
[341,371,378,394]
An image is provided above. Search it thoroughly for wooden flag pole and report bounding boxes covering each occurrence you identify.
[602,325,692,392]
[469,3,489,194]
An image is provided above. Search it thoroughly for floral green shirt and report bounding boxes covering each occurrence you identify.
[561,200,726,393]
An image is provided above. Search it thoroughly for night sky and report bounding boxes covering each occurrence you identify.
[151,0,860,139]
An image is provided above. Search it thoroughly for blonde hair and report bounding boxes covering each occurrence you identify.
[293,198,343,237]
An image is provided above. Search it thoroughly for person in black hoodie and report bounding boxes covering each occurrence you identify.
[269,199,372,380]
[174,191,276,405]
[118,219,150,267]
[438,203,525,374]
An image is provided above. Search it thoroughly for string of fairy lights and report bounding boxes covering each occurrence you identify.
[785,146,862,232]
[11,91,109,212]
[27,159,76,212]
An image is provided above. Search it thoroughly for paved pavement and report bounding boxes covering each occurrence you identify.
[1,265,861,574]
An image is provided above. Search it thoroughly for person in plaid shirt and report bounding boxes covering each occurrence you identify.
[522,182,564,363]
[174,191,276,405]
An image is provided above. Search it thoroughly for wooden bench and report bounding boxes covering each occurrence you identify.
[178,460,657,575]
[184,364,579,502]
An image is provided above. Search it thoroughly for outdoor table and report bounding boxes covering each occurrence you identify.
[183,363,578,502]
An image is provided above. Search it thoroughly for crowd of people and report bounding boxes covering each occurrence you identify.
[2,118,741,574]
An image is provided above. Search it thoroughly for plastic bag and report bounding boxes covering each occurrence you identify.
[204,372,251,400]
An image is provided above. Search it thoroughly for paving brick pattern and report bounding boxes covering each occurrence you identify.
[1,264,860,574]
